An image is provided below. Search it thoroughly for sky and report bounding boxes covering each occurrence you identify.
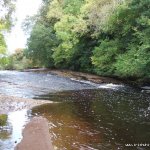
[5,0,42,54]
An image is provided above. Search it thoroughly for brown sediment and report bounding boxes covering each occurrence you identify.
[15,117,54,150]
[50,70,121,84]
[24,68,122,84]
[0,94,53,114]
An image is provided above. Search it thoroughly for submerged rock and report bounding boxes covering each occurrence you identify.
[0,114,7,126]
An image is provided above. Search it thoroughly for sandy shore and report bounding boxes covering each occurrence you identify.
[15,117,54,150]
[0,94,53,114]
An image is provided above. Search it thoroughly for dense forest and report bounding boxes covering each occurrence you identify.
[1,0,150,83]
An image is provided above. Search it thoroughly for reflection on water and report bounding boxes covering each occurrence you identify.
[32,89,150,150]
[0,110,30,150]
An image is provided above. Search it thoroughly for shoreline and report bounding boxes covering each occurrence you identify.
[23,69,150,92]
[23,68,150,86]
[0,94,54,149]
[24,68,123,84]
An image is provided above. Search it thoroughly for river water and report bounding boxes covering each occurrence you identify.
[0,71,150,150]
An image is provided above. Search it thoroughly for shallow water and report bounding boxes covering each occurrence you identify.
[0,110,30,150]
[32,89,150,150]
[0,70,150,150]
[0,70,97,98]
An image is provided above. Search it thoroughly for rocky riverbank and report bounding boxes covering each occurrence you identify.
[24,68,122,84]
[24,68,150,90]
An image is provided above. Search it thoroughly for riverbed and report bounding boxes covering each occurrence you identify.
[0,70,150,150]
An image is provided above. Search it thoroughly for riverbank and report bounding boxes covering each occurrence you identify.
[24,68,150,91]
[24,68,122,84]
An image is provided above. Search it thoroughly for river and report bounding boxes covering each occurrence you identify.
[0,70,150,150]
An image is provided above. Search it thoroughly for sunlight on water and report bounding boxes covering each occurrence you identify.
[98,83,124,90]
[70,78,125,90]
[0,110,29,150]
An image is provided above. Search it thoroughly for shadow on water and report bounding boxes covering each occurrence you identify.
[32,89,150,150]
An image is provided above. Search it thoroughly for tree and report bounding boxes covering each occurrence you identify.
[92,0,150,79]
[25,0,59,68]
[0,0,15,67]
[0,0,15,31]
[51,0,87,68]
[26,0,150,82]
[27,23,58,67]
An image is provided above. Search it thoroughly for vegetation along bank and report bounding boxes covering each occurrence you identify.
[0,0,150,85]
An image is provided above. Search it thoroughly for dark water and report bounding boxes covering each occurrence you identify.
[32,89,150,150]
[0,71,150,150]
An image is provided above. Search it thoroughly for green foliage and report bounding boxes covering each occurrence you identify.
[92,40,120,75]
[0,33,7,54]
[81,0,121,36]
[1,49,33,70]
[0,33,7,68]
[0,0,15,68]
[68,34,96,72]
[27,23,58,68]
[115,45,150,78]
[53,14,87,68]
[0,57,9,69]
[0,0,15,31]
[92,0,150,79]
[25,0,150,82]
[63,0,84,15]
[24,0,59,68]
[51,0,87,68]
